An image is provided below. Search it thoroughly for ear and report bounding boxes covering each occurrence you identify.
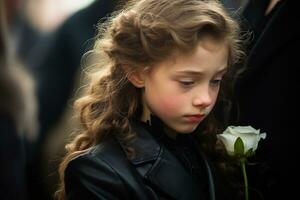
[127,70,146,88]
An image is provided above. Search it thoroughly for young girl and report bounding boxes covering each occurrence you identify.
[56,0,242,199]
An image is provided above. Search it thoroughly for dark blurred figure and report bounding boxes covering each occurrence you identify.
[32,0,120,144]
[231,0,297,199]
[21,1,121,199]
[1,1,38,199]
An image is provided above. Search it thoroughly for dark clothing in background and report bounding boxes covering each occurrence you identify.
[22,1,118,199]
[1,2,28,199]
[232,0,297,199]
[0,113,27,200]
[34,0,116,141]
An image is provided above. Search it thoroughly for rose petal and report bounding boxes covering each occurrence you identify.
[260,133,267,139]
[217,133,238,155]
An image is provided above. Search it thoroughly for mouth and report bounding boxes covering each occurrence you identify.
[184,114,206,123]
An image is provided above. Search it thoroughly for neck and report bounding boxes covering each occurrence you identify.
[164,126,178,140]
[140,95,178,140]
[141,96,151,124]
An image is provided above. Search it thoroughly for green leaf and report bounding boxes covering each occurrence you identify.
[234,137,244,156]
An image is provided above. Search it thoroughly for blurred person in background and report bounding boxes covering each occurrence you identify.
[230,0,297,199]
[11,0,102,69]
[31,0,120,147]
[0,1,38,199]
[7,0,122,199]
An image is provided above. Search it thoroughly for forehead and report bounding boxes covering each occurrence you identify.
[152,38,229,74]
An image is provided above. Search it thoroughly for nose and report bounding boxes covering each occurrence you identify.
[192,87,213,108]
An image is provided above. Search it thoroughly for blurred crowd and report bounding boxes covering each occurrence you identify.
[1,0,120,199]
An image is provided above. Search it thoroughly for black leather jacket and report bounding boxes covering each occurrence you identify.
[65,120,216,200]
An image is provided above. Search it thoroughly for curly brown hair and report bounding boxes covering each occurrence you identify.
[56,0,243,199]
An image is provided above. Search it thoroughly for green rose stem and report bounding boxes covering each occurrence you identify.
[241,158,249,200]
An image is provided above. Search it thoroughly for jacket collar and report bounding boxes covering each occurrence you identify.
[123,118,215,200]
[129,119,161,164]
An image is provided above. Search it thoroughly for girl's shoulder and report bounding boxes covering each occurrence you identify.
[65,121,162,180]
[64,135,135,199]
[66,134,126,174]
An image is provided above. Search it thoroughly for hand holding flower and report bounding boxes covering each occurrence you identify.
[217,126,267,200]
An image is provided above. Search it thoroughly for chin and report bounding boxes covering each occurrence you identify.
[175,125,198,134]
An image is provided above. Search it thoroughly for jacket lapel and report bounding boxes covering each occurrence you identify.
[126,120,206,200]
[144,146,203,200]
[189,136,216,200]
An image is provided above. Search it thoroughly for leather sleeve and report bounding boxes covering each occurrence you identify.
[65,153,129,200]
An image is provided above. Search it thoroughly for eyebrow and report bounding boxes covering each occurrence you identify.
[174,67,228,76]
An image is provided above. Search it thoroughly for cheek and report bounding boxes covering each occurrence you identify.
[159,94,183,112]
[146,86,186,115]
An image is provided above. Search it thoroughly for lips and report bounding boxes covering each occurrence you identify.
[184,114,205,123]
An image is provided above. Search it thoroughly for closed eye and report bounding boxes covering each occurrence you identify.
[210,69,227,87]
[179,80,195,86]
[210,79,222,86]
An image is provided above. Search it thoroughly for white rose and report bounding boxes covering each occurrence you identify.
[217,126,267,156]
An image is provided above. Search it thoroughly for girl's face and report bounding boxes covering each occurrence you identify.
[141,37,228,137]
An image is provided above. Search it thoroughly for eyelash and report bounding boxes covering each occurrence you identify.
[177,75,224,89]
[179,80,195,87]
[179,79,222,85]
[210,79,222,86]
